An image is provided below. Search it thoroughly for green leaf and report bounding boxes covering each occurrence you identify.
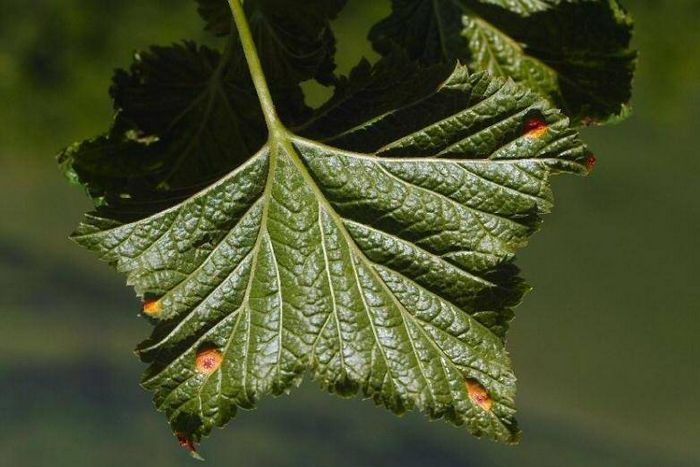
[196,0,347,84]
[71,57,593,446]
[370,0,636,124]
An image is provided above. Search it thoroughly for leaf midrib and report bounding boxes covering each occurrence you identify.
[270,130,510,423]
[169,0,513,428]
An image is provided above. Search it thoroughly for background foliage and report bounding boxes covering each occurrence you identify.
[0,0,698,465]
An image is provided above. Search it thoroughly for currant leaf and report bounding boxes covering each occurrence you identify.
[70,59,592,446]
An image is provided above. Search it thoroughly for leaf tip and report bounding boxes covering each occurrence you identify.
[584,153,597,172]
[176,432,204,461]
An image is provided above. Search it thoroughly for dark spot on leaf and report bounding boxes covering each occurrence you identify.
[585,153,597,171]
[580,116,598,127]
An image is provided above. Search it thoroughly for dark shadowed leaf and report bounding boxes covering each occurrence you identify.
[370,0,636,124]
[196,0,347,84]
[58,41,307,219]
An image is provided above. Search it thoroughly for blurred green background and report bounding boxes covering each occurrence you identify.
[1,1,698,466]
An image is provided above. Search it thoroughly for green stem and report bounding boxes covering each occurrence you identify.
[227,0,282,134]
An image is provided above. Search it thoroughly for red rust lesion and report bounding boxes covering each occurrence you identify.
[584,153,597,171]
[465,378,493,411]
[176,432,204,460]
[142,299,162,317]
[195,348,223,375]
[523,117,548,139]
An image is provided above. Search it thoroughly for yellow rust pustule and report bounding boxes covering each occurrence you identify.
[465,379,493,411]
[195,348,223,375]
[142,299,162,317]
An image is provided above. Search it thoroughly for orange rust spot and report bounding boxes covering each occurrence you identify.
[465,379,493,411]
[523,117,548,138]
[585,153,597,171]
[195,348,223,375]
[176,433,203,460]
[142,299,162,317]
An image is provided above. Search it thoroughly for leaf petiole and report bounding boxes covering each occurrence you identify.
[227,0,283,136]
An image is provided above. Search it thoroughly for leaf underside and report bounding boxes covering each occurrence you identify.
[69,52,592,445]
